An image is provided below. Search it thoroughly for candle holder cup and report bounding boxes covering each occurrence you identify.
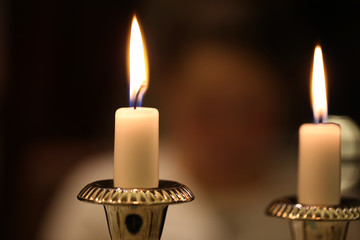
[266,196,360,240]
[78,179,194,240]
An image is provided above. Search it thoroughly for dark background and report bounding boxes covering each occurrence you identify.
[1,0,359,239]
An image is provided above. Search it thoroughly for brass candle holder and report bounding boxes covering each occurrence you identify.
[78,179,194,240]
[266,196,360,240]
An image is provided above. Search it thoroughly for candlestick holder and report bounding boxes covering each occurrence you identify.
[78,179,194,240]
[266,196,360,240]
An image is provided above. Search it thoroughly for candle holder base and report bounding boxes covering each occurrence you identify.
[266,196,360,240]
[78,179,194,240]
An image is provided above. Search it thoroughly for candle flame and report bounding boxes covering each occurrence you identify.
[311,45,327,123]
[129,15,149,108]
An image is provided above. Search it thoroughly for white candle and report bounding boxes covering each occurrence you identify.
[113,15,159,188]
[297,45,341,206]
[298,123,340,205]
[114,107,159,188]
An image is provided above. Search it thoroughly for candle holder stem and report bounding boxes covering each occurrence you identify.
[78,180,194,240]
[104,205,168,240]
[289,221,349,240]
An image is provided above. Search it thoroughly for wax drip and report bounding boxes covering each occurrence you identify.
[134,85,145,109]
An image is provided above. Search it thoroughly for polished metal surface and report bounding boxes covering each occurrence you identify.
[266,196,360,240]
[266,196,360,221]
[103,204,168,240]
[289,220,349,240]
[78,179,194,205]
[78,179,194,240]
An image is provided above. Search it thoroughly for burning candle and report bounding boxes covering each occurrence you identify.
[297,45,341,206]
[113,15,159,188]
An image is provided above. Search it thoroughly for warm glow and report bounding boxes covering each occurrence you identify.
[311,45,328,123]
[129,15,148,107]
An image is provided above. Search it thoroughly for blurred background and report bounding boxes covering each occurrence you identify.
[1,0,360,239]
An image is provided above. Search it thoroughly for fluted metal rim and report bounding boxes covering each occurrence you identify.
[266,196,360,221]
[77,179,195,205]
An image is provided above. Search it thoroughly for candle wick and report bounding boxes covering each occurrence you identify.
[134,85,145,109]
[316,115,327,124]
[319,117,327,124]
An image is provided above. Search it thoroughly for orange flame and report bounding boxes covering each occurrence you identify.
[129,15,148,107]
[311,45,327,123]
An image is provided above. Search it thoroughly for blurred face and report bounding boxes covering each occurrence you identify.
[166,42,282,189]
